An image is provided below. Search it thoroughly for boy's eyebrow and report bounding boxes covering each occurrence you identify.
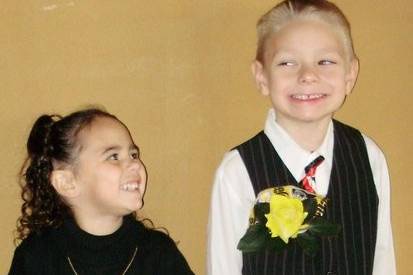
[268,49,345,63]
[273,48,342,55]
[269,49,295,59]
[102,145,121,154]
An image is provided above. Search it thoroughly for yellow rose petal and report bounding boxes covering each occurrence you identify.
[265,194,307,244]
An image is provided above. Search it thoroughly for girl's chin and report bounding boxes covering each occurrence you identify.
[120,198,144,214]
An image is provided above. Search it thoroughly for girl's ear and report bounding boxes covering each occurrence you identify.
[50,169,79,198]
[345,58,359,95]
[251,60,270,96]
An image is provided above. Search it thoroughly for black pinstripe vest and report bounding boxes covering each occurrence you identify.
[236,120,378,275]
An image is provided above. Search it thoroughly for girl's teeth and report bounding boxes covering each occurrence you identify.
[121,183,139,191]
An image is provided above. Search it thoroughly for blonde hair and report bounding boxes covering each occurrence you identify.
[256,0,356,63]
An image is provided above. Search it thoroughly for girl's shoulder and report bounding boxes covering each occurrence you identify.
[16,228,57,254]
[136,224,194,274]
[130,217,173,247]
[140,225,176,248]
[9,228,61,274]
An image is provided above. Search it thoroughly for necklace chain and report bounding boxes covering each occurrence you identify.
[67,246,138,275]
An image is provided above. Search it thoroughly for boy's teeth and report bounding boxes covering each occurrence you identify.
[292,94,323,100]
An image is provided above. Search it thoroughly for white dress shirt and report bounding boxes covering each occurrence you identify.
[207,109,396,275]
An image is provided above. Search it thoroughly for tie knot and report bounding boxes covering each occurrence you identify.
[299,155,324,193]
[304,155,325,175]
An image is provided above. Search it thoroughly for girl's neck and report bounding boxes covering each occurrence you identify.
[277,118,330,152]
[73,213,124,236]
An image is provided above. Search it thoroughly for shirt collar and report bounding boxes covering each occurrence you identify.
[263,109,334,182]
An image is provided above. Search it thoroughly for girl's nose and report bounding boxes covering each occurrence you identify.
[127,158,143,171]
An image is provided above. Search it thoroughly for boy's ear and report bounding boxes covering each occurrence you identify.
[251,60,270,96]
[345,58,359,95]
[50,169,79,198]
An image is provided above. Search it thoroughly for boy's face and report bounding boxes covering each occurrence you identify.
[253,19,358,129]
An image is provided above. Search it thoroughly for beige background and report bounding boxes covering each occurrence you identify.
[0,0,411,274]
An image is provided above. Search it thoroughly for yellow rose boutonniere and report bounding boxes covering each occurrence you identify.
[237,185,340,255]
[265,194,308,243]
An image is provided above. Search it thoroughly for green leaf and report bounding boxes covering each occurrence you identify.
[308,218,341,236]
[237,224,268,253]
[297,232,319,256]
[266,236,287,251]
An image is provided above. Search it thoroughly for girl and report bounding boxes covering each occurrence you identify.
[9,108,194,274]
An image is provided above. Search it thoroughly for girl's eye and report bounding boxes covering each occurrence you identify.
[319,60,336,65]
[108,153,119,161]
[130,152,139,159]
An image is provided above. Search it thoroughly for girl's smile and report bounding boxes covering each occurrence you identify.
[120,179,143,191]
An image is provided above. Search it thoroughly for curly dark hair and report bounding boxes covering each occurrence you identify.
[16,108,118,242]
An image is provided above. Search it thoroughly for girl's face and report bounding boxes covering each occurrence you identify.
[71,116,147,219]
[254,19,358,130]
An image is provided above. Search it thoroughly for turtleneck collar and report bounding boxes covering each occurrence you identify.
[57,214,144,267]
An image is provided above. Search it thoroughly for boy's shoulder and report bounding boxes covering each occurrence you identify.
[359,131,387,166]
[215,149,248,180]
[333,120,383,149]
[333,119,362,134]
[214,131,267,184]
[219,131,266,169]
[333,119,387,164]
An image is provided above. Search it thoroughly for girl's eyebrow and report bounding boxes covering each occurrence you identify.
[101,144,139,154]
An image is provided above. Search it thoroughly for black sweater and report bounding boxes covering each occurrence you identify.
[9,215,194,275]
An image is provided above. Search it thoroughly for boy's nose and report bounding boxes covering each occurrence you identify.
[298,65,318,84]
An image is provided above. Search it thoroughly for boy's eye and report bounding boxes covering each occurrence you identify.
[319,60,336,65]
[278,61,295,66]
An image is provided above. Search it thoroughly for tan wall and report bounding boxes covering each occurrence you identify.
[1,1,411,274]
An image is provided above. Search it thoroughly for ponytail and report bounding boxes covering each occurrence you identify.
[16,115,69,241]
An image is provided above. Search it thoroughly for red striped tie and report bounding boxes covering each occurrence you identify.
[299,156,325,193]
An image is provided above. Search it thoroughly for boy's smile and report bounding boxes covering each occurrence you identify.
[253,18,358,130]
[291,93,325,101]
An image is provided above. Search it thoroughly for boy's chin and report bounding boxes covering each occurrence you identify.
[276,113,334,126]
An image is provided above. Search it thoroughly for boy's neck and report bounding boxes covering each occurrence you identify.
[277,117,331,152]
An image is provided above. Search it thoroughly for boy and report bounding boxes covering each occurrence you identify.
[207,1,396,274]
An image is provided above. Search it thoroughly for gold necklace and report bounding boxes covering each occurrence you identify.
[67,246,138,275]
